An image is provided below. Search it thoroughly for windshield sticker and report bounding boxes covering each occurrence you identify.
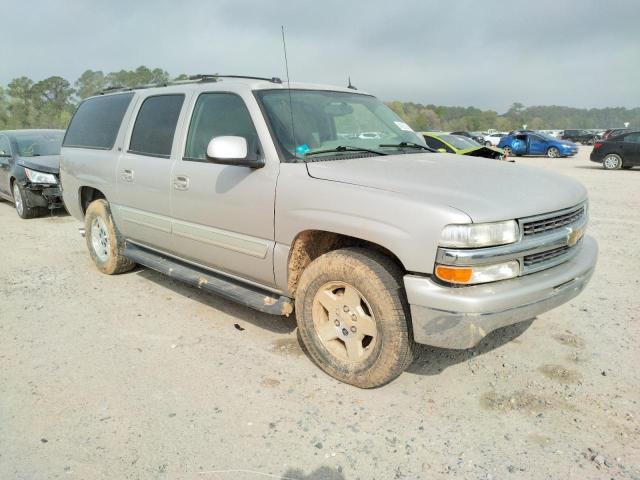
[394,121,414,132]
[295,144,310,155]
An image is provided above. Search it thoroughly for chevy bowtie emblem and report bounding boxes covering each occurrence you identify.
[566,226,584,247]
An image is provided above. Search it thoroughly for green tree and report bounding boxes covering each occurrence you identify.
[75,70,107,99]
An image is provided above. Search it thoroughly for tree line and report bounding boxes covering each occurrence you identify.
[0,66,637,131]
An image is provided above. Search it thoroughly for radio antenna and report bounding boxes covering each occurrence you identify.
[281,25,297,152]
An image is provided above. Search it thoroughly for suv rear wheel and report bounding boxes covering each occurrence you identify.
[84,199,135,274]
[295,248,414,388]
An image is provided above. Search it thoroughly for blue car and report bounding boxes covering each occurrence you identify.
[498,132,578,158]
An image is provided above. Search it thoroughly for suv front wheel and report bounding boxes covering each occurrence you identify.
[84,199,135,274]
[295,248,414,388]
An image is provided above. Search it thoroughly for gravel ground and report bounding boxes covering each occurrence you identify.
[1,146,638,479]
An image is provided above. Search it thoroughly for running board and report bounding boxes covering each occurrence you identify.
[124,243,293,316]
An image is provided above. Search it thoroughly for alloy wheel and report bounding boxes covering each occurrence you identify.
[90,216,110,262]
[603,155,621,170]
[312,281,378,363]
[13,183,24,217]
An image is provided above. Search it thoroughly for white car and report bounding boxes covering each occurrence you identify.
[483,132,505,146]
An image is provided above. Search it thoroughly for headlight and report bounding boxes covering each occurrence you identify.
[24,168,57,184]
[440,220,519,248]
[435,260,520,285]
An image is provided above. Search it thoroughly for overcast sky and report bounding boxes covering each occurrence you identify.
[3,0,638,112]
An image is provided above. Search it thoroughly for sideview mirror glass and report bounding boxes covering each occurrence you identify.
[206,136,264,168]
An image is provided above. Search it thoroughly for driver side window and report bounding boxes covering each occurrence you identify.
[184,93,260,162]
[0,135,11,156]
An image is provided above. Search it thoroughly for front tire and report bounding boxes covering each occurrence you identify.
[84,199,135,274]
[295,248,414,388]
[602,154,622,170]
[547,147,560,158]
[12,182,46,219]
[484,141,492,146]
[502,146,512,156]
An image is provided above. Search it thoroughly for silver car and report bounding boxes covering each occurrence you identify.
[60,75,597,388]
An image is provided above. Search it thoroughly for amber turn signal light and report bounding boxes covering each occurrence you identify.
[435,265,473,284]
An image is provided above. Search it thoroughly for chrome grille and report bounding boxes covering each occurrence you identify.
[522,205,585,236]
[524,245,570,267]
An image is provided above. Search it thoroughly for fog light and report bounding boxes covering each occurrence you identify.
[435,260,520,285]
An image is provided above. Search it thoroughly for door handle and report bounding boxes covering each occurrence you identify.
[173,175,189,191]
[121,169,134,182]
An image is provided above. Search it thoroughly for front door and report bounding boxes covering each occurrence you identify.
[170,91,278,286]
[529,135,548,155]
[622,133,640,165]
[114,93,187,253]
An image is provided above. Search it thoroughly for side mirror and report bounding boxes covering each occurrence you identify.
[437,148,447,153]
[206,136,264,168]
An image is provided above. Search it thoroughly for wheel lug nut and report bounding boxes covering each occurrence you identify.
[343,306,349,312]
[351,314,357,321]
[334,320,340,326]
[350,326,357,333]
[342,328,349,336]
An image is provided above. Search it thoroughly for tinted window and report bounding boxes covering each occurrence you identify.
[0,135,11,156]
[63,93,134,149]
[423,136,450,151]
[129,95,184,158]
[184,93,259,161]
[624,133,640,143]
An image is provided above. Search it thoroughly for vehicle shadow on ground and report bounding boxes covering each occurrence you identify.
[134,267,297,335]
[575,165,638,171]
[406,319,533,376]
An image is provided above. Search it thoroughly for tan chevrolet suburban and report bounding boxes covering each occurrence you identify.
[60,75,597,388]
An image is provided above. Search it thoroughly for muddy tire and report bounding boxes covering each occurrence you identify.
[12,181,46,219]
[295,248,414,388]
[84,199,135,275]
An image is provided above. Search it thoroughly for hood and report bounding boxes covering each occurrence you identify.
[17,155,60,174]
[305,153,587,223]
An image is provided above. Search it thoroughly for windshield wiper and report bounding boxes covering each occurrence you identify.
[305,145,387,157]
[378,142,435,152]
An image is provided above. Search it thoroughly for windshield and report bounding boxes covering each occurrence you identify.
[256,89,426,161]
[440,134,479,149]
[14,131,64,157]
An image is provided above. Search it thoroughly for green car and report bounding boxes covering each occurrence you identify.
[420,132,511,161]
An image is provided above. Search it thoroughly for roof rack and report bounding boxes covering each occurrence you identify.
[96,74,282,95]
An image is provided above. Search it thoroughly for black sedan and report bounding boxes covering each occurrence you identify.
[0,129,65,218]
[562,129,596,145]
[590,131,640,170]
[450,131,485,144]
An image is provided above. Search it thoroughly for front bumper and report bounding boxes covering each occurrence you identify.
[404,235,597,349]
[20,182,63,209]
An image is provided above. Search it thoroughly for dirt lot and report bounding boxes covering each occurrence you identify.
[1,147,638,479]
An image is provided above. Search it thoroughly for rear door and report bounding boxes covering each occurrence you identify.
[115,93,187,253]
[622,133,640,165]
[0,134,12,196]
[169,91,278,286]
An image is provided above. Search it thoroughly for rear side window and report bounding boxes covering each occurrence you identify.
[184,93,259,161]
[63,93,134,149]
[129,95,185,158]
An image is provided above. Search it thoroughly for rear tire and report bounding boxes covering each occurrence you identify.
[295,248,414,388]
[484,141,492,146]
[602,154,622,170]
[84,199,135,274]
[502,146,512,156]
[12,182,46,219]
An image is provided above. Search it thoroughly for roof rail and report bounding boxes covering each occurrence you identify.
[96,74,282,95]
